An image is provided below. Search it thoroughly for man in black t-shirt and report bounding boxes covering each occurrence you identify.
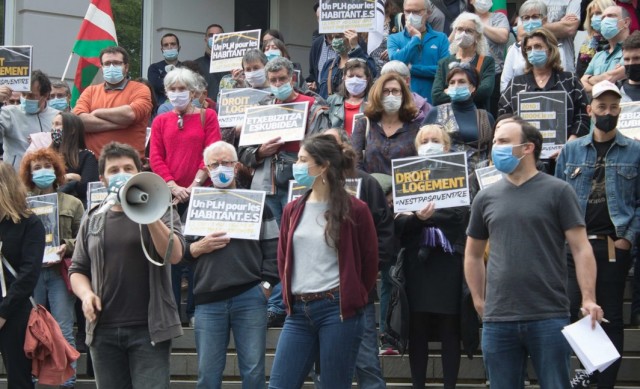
[621,31,640,101]
[556,80,640,387]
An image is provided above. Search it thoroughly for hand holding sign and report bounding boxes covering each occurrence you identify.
[415,202,436,221]
[344,29,359,49]
[257,137,284,159]
[0,85,11,101]
[191,231,231,257]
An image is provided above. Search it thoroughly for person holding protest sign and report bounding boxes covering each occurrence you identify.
[269,134,378,389]
[352,73,420,175]
[183,140,279,389]
[327,58,373,136]
[424,63,494,173]
[555,80,640,388]
[0,162,45,389]
[432,12,495,111]
[394,124,470,389]
[19,148,84,388]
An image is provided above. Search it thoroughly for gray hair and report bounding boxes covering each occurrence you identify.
[449,12,489,56]
[203,141,238,163]
[51,81,70,95]
[264,56,294,77]
[195,74,208,92]
[519,0,548,17]
[323,127,350,145]
[381,60,410,78]
[403,0,433,10]
[242,49,268,68]
[163,67,200,92]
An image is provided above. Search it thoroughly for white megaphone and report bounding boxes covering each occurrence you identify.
[118,172,172,224]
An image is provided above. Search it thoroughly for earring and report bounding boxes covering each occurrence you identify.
[322,176,326,184]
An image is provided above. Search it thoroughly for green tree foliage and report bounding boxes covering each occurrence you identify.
[112,0,142,78]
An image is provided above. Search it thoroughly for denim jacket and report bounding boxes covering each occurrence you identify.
[555,132,640,243]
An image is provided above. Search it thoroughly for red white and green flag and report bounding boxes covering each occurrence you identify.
[491,0,507,16]
[70,0,117,106]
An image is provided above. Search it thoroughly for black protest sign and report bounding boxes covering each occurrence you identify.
[318,0,376,33]
[239,102,309,146]
[218,88,271,127]
[0,46,32,92]
[517,91,567,158]
[209,30,261,73]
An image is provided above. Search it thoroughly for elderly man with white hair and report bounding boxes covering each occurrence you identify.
[431,12,496,110]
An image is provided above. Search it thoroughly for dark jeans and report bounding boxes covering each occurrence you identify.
[90,325,172,389]
[568,239,632,388]
[0,301,34,389]
[171,262,195,320]
[632,235,640,317]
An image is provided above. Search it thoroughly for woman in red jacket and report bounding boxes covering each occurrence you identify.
[268,134,379,389]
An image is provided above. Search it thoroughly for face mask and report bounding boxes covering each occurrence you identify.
[455,32,475,48]
[345,77,367,95]
[265,50,282,61]
[491,144,525,174]
[209,165,235,188]
[51,128,63,147]
[418,142,445,156]
[49,98,68,111]
[32,168,57,189]
[447,85,472,102]
[331,38,346,54]
[527,49,548,67]
[163,48,179,61]
[292,163,319,187]
[600,17,620,40]
[382,95,402,113]
[474,0,493,13]
[407,13,423,29]
[103,65,125,84]
[625,63,640,82]
[523,18,543,34]
[108,173,133,196]
[168,91,191,110]
[21,96,40,115]
[245,69,266,87]
[271,82,293,101]
[594,113,619,133]
[192,98,203,108]
[591,15,602,32]
[208,37,214,49]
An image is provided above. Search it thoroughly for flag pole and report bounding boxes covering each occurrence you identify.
[61,52,74,82]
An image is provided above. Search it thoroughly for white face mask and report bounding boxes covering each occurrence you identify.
[209,165,235,188]
[455,32,475,48]
[245,69,266,87]
[407,13,423,29]
[418,142,445,156]
[474,0,493,13]
[345,77,367,96]
[167,90,191,110]
[382,95,402,113]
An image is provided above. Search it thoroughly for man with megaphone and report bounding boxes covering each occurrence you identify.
[68,142,185,389]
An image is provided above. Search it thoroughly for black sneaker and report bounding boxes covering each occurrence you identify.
[267,311,286,328]
[570,369,591,388]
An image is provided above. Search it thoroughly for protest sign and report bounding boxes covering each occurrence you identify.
[209,29,261,73]
[217,88,271,127]
[287,178,362,202]
[239,102,309,146]
[184,188,266,240]
[27,193,60,263]
[0,46,32,92]
[517,91,567,159]
[318,0,377,33]
[475,165,504,190]
[392,152,469,212]
[87,182,108,210]
[617,102,640,139]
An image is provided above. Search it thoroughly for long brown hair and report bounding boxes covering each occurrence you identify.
[19,148,67,192]
[0,162,31,223]
[51,112,88,170]
[301,134,357,248]
[364,73,417,122]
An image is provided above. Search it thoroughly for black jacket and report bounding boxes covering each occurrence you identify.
[193,53,229,101]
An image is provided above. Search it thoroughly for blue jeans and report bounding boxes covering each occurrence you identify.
[378,261,393,334]
[90,326,171,389]
[269,293,364,389]
[482,318,571,389]
[194,284,267,389]
[33,266,77,387]
[355,303,386,388]
[171,262,194,320]
[267,283,286,315]
[265,186,288,226]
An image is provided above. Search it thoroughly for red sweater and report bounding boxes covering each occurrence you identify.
[150,108,221,187]
[278,193,379,319]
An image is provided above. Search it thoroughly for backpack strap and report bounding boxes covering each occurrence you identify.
[0,245,37,309]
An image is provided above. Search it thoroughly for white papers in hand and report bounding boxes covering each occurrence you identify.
[561,315,621,373]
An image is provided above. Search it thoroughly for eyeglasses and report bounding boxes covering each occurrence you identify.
[454,27,477,35]
[49,93,68,99]
[404,9,425,16]
[206,160,236,169]
[382,88,402,96]
[6,99,20,105]
[347,58,366,64]
[520,14,542,21]
[448,61,472,70]
[102,61,124,67]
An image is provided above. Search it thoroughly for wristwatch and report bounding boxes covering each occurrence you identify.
[261,281,272,290]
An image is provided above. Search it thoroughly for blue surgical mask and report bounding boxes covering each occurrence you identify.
[163,48,179,61]
[209,165,235,188]
[48,98,68,111]
[20,96,41,115]
[292,163,319,187]
[107,172,133,196]
[192,98,202,108]
[591,15,602,32]
[447,85,472,102]
[32,168,57,189]
[271,82,293,101]
[103,65,125,84]
[265,49,282,61]
[523,18,543,34]
[600,17,620,40]
[527,49,548,68]
[491,144,525,174]
[208,37,214,49]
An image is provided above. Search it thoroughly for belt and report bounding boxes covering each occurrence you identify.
[294,287,340,303]
[587,235,608,241]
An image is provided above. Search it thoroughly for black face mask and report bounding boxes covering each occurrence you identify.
[625,63,640,82]
[594,113,619,133]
